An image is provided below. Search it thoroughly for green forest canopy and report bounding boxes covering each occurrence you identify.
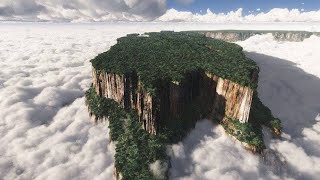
[91,31,259,90]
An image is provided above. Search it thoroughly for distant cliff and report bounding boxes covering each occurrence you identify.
[86,31,281,180]
[192,30,320,42]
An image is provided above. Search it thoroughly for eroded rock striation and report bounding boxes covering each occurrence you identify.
[195,30,320,42]
[86,31,281,179]
[92,68,257,135]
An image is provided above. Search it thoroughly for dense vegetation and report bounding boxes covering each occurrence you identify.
[219,91,282,152]
[86,87,168,180]
[86,86,282,179]
[249,92,282,136]
[221,117,265,152]
[91,31,259,93]
[86,32,282,177]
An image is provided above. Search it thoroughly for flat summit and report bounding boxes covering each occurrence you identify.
[86,31,281,179]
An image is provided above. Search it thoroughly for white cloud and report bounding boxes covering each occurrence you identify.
[0,24,125,179]
[0,0,167,22]
[1,23,320,179]
[157,8,245,23]
[238,35,320,177]
[168,34,320,179]
[0,0,320,23]
[168,121,276,179]
[149,160,168,179]
[157,8,320,22]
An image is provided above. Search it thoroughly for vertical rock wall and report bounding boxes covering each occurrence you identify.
[202,31,315,42]
[204,32,257,42]
[92,67,125,105]
[92,67,157,134]
[211,74,253,123]
[92,67,255,134]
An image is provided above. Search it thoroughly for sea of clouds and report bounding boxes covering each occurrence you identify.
[0,23,319,180]
[169,34,320,180]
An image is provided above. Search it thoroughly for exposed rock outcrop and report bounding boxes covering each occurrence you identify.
[210,74,254,123]
[199,30,318,42]
[92,68,156,134]
[86,31,284,180]
[92,68,257,134]
[87,32,282,151]
[204,31,258,42]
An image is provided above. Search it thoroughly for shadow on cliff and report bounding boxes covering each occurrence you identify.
[245,52,320,156]
[169,52,320,179]
[168,120,219,178]
[168,94,227,178]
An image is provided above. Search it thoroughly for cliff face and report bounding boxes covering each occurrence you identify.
[201,30,316,42]
[86,32,283,179]
[210,74,254,123]
[92,67,256,134]
[204,32,257,42]
[92,68,157,134]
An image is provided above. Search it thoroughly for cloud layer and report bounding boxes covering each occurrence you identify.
[0,0,320,22]
[0,24,125,179]
[157,8,320,22]
[1,23,320,179]
[239,35,320,178]
[168,121,279,179]
[0,0,166,22]
[169,34,320,179]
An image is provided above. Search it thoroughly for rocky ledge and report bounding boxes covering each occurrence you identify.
[86,31,282,180]
[194,30,320,42]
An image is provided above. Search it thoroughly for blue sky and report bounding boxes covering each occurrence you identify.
[168,0,320,14]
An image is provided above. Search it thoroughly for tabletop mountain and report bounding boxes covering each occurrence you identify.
[85,31,281,180]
